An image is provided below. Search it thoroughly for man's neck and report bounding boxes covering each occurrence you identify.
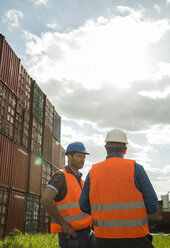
[68,165,79,174]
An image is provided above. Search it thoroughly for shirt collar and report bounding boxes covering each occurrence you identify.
[106,153,123,159]
[65,165,82,177]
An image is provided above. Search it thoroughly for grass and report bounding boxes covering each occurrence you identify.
[0,229,59,248]
[152,233,170,248]
[0,229,170,248]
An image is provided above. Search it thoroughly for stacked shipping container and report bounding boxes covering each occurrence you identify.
[0,34,65,239]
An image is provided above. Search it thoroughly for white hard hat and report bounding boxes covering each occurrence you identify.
[105,129,128,144]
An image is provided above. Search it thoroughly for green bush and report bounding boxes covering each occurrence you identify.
[0,229,59,248]
[0,229,170,248]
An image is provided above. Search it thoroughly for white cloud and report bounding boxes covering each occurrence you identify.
[38,78,170,133]
[24,9,170,90]
[146,165,170,199]
[46,23,58,30]
[154,4,161,12]
[166,0,170,5]
[35,0,48,6]
[22,7,170,197]
[3,10,23,30]
[145,125,170,145]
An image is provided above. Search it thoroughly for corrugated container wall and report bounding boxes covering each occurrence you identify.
[42,127,52,164]
[0,80,17,139]
[14,64,32,149]
[28,154,42,196]
[25,194,39,233]
[41,160,52,195]
[39,160,51,233]
[17,64,32,110]
[31,116,43,157]
[0,187,9,239]
[53,110,61,142]
[44,96,54,133]
[52,137,65,169]
[0,133,13,188]
[31,80,44,124]
[0,34,20,94]
[14,103,30,149]
[6,191,26,235]
[39,206,50,233]
[11,144,29,192]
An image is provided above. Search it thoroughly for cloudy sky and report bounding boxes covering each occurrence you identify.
[1,0,170,199]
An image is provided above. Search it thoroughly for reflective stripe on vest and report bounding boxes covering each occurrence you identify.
[51,213,91,223]
[57,202,79,211]
[93,218,148,228]
[91,201,145,211]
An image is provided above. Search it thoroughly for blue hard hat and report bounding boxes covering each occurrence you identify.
[65,142,89,155]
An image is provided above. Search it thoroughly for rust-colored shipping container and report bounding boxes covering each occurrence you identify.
[14,102,30,149]
[17,64,32,110]
[42,127,52,164]
[31,116,43,157]
[28,154,42,196]
[0,34,20,94]
[25,194,39,233]
[44,96,54,134]
[0,133,13,188]
[41,160,52,195]
[31,80,44,124]
[0,80,17,139]
[52,137,65,169]
[39,205,50,233]
[53,110,61,142]
[11,144,29,192]
[0,187,9,239]
[51,165,59,176]
[6,191,26,235]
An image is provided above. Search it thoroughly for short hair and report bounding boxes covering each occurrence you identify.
[105,142,127,154]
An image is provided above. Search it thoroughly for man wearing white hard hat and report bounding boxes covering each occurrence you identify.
[79,128,158,248]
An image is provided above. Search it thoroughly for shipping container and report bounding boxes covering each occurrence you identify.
[52,137,65,169]
[39,205,50,233]
[0,34,20,94]
[44,96,54,133]
[0,187,9,239]
[39,161,52,233]
[41,160,52,195]
[51,165,59,177]
[14,102,30,149]
[6,191,26,235]
[11,144,29,192]
[25,194,39,233]
[28,154,42,196]
[31,80,44,124]
[53,110,61,142]
[17,64,32,110]
[42,127,52,164]
[0,80,17,139]
[0,133,13,188]
[31,116,43,157]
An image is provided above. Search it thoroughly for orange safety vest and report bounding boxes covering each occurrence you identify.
[89,157,148,239]
[51,169,92,233]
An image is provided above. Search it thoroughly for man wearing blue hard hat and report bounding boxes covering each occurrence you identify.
[41,142,96,248]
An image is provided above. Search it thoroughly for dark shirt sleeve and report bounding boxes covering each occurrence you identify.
[46,171,67,202]
[79,173,91,215]
[134,163,158,214]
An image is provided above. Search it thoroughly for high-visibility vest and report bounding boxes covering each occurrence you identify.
[51,169,92,233]
[89,157,149,238]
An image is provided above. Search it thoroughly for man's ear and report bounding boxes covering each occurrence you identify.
[123,147,127,155]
